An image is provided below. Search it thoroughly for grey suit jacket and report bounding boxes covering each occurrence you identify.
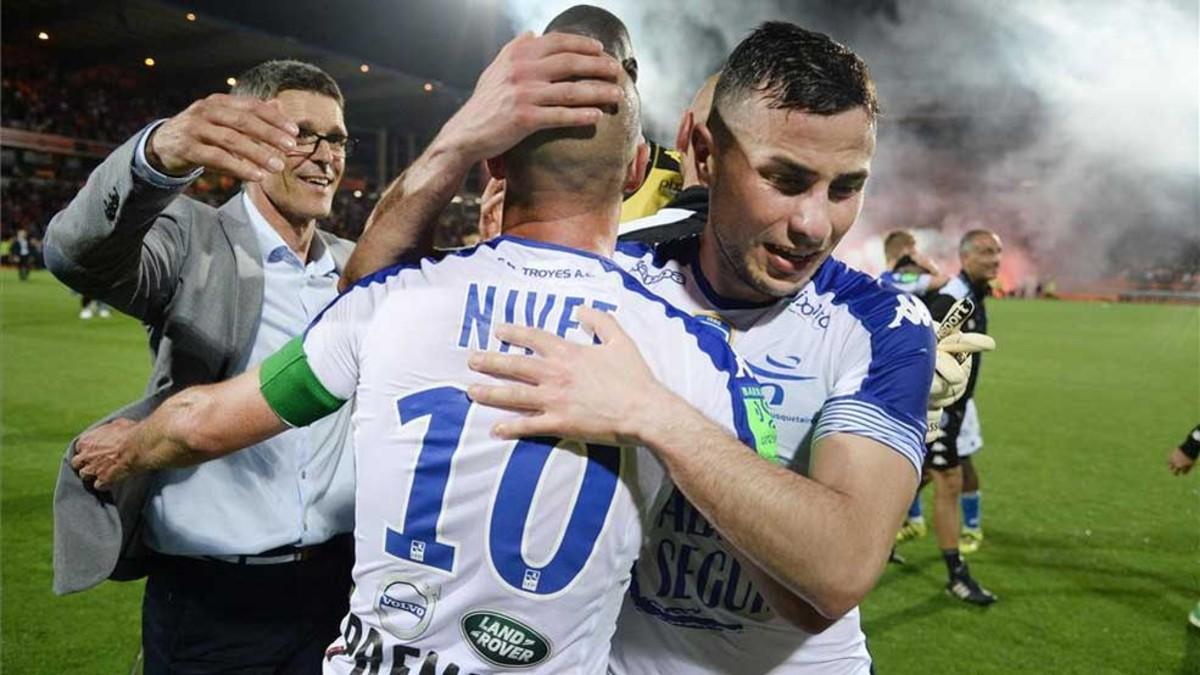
[43,131,355,595]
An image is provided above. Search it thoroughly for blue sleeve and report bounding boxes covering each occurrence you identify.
[816,289,936,473]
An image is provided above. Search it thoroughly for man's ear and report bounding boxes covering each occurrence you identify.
[486,156,507,180]
[674,110,695,154]
[623,140,651,193]
[692,123,715,187]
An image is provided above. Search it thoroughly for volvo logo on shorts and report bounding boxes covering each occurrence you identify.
[461,610,551,668]
[375,576,438,640]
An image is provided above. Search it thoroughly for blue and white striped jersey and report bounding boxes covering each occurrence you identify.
[261,235,775,674]
[608,233,936,675]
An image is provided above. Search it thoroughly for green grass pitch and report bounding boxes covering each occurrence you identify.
[2,272,1198,673]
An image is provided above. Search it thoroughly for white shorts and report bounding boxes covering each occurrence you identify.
[957,399,983,457]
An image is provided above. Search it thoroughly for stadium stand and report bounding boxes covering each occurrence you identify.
[1,45,486,257]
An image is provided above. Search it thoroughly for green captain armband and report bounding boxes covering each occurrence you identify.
[259,336,346,427]
[739,381,779,463]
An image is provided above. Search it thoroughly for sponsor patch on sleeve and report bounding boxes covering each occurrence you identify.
[739,381,779,463]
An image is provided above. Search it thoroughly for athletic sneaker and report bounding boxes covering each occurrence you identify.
[1189,602,1200,629]
[98,307,111,318]
[895,516,927,543]
[946,567,997,606]
[79,307,94,320]
[960,527,984,554]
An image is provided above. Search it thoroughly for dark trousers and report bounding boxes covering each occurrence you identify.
[142,537,353,675]
[17,254,32,280]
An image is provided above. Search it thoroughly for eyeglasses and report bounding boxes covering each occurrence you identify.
[293,128,358,158]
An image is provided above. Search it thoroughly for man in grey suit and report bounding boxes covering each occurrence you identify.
[44,60,359,673]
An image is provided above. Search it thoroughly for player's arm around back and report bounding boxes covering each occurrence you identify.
[71,367,288,490]
[636,398,918,620]
[72,273,374,489]
[466,308,918,621]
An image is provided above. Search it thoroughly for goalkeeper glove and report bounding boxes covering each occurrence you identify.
[926,326,995,442]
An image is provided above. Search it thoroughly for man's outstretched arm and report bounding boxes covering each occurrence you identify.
[340,32,623,290]
[71,368,287,489]
[466,308,919,622]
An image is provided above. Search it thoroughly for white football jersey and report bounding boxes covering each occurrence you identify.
[258,235,775,674]
[607,232,935,675]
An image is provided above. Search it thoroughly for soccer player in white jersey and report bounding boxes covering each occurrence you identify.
[69,16,778,675]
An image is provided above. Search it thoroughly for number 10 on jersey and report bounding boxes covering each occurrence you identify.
[385,386,622,596]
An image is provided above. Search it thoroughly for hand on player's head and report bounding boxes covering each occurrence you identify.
[440,32,624,164]
[147,94,300,182]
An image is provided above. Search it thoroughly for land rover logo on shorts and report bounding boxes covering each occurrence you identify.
[375,577,437,640]
[460,611,551,668]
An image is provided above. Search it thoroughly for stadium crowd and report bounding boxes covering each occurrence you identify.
[1,47,198,144]
[1,46,487,257]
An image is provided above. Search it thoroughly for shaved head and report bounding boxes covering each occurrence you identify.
[504,5,642,208]
[544,4,637,79]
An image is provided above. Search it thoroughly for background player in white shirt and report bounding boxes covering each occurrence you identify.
[70,17,778,674]
[340,19,1000,674]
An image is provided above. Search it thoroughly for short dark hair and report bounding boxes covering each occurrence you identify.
[231,59,344,108]
[713,21,878,122]
[544,5,637,81]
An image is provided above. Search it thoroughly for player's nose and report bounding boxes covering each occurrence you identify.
[786,194,832,244]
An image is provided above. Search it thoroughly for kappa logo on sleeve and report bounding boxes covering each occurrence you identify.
[461,611,551,668]
[888,295,933,329]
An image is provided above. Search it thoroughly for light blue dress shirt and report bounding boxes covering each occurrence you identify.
[133,123,356,555]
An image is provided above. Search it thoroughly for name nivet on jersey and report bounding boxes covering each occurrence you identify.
[456,277,618,353]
